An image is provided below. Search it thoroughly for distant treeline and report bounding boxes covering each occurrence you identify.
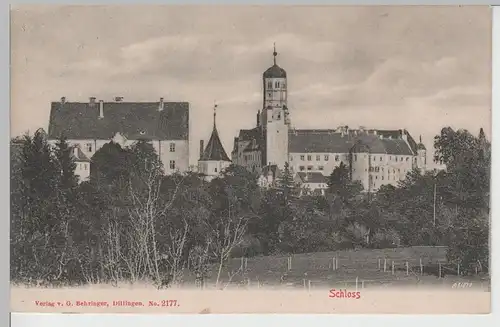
[10,126,490,287]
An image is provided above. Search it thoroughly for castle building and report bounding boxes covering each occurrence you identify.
[232,47,427,193]
[47,97,190,182]
[198,104,232,181]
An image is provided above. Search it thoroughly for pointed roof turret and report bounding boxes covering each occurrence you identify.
[199,102,231,162]
[417,135,426,150]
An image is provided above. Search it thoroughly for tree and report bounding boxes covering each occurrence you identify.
[327,162,362,206]
[54,136,78,191]
[205,165,260,287]
[275,162,299,201]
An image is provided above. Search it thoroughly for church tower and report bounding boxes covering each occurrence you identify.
[198,103,232,181]
[261,44,290,169]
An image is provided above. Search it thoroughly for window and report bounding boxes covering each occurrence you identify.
[267,81,272,89]
[299,166,305,171]
[300,155,305,161]
[354,155,357,161]
[214,167,218,172]
[335,155,339,161]
[307,166,313,171]
[400,157,403,162]
[316,155,320,161]
[380,156,383,161]
[268,93,272,98]
[290,155,293,161]
[277,113,281,119]
[84,164,88,170]
[325,155,329,161]
[86,143,93,152]
[318,166,324,171]
[169,142,175,152]
[275,81,280,88]
[382,176,384,180]
[169,160,176,170]
[406,157,409,162]
[389,156,392,161]
[307,155,312,161]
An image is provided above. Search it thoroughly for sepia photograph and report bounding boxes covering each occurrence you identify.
[9,5,491,314]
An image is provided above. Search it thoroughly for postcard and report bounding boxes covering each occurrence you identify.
[10,5,491,314]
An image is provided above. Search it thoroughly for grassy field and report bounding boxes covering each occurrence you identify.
[183,246,489,290]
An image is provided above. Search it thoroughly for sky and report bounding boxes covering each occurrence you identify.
[10,5,492,167]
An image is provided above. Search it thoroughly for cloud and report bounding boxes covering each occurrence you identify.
[10,5,491,166]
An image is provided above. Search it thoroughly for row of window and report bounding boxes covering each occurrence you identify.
[291,154,415,163]
[267,81,286,89]
[293,154,342,162]
[77,163,89,171]
[369,167,405,174]
[298,165,324,171]
[83,142,177,153]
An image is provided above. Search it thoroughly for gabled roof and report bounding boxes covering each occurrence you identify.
[200,126,231,162]
[296,172,327,184]
[72,146,91,162]
[288,129,414,156]
[48,101,189,140]
[262,164,280,179]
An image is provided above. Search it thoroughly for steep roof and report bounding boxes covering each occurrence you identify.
[288,129,414,156]
[263,64,287,78]
[296,172,327,184]
[48,101,189,140]
[200,126,231,162]
[262,164,280,179]
[72,146,91,162]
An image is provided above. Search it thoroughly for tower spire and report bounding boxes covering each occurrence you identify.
[213,101,218,130]
[419,135,422,143]
[273,42,277,65]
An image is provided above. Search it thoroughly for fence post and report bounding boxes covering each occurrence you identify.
[475,266,478,275]
[457,263,460,276]
[420,258,423,275]
[240,257,244,270]
[392,260,395,275]
[303,279,306,290]
[332,257,336,271]
[406,261,409,276]
[378,258,381,270]
[438,262,442,279]
[336,257,339,270]
[384,258,387,272]
[288,257,292,271]
[361,280,365,289]
[308,280,311,292]
[355,277,359,292]
[245,258,248,270]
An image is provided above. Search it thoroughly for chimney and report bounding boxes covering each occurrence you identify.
[159,97,164,111]
[89,97,96,107]
[99,100,104,119]
[61,97,66,104]
[73,146,79,158]
[199,140,204,158]
[114,96,123,102]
